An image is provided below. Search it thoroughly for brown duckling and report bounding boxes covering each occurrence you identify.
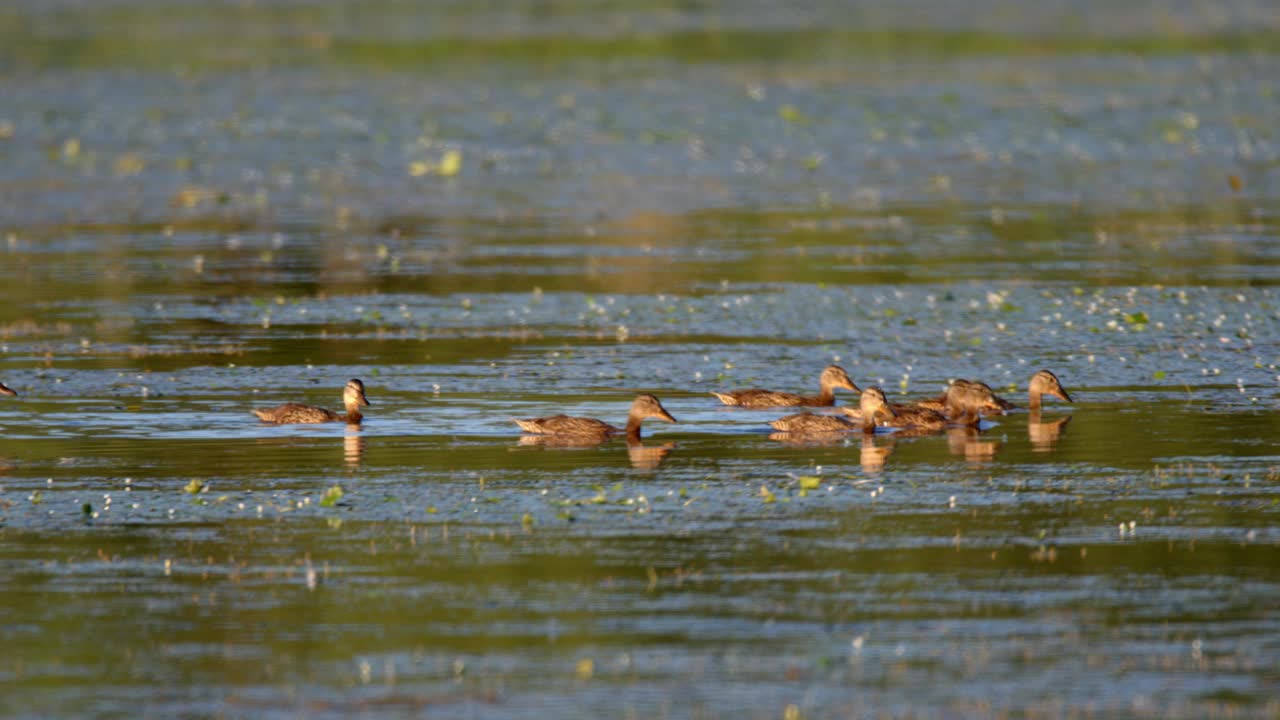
[908,378,1013,413]
[898,378,988,414]
[515,393,676,441]
[769,386,895,434]
[253,378,371,425]
[0,382,16,397]
[712,365,860,408]
[838,401,950,436]
[840,380,1002,432]
[915,370,1071,413]
[944,380,1009,427]
[1026,371,1073,451]
[915,379,1016,413]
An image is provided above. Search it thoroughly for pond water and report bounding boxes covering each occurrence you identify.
[2,1,1280,717]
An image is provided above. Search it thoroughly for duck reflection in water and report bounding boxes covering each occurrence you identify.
[764,428,896,471]
[344,427,365,468]
[625,440,676,470]
[946,426,1002,464]
[859,435,896,472]
[517,433,677,470]
[1029,414,1071,452]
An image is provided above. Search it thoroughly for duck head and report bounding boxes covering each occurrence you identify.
[820,365,861,394]
[343,378,371,410]
[630,394,677,424]
[859,386,896,427]
[1029,369,1072,408]
[971,382,1008,415]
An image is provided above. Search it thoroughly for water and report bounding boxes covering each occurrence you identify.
[2,1,1280,717]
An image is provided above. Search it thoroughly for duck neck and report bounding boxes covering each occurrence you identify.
[1028,391,1042,410]
[343,407,364,424]
[625,415,643,440]
[860,415,877,434]
[814,384,834,405]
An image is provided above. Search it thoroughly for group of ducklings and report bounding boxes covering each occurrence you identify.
[0,368,1070,443]
[225,366,1070,439]
[507,365,1069,442]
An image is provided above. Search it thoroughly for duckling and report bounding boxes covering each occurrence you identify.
[712,365,860,408]
[944,380,1008,427]
[875,404,951,432]
[515,393,676,441]
[1025,370,1073,451]
[840,380,1002,433]
[0,383,15,397]
[836,401,949,436]
[908,378,1012,413]
[915,371,1071,413]
[896,378,990,414]
[1027,369,1072,410]
[253,378,371,425]
[769,386,895,434]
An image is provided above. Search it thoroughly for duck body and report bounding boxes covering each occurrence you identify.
[515,394,676,441]
[770,387,895,435]
[768,412,858,433]
[888,405,951,431]
[514,414,620,437]
[253,378,371,425]
[839,404,950,436]
[253,403,346,424]
[712,365,859,408]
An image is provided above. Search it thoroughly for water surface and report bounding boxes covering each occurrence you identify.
[2,1,1280,717]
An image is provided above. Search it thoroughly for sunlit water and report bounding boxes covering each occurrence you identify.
[2,1,1280,717]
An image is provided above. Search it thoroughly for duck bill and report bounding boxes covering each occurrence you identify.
[877,405,897,421]
[1054,387,1073,403]
[656,408,677,424]
[358,391,371,407]
[0,384,15,397]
